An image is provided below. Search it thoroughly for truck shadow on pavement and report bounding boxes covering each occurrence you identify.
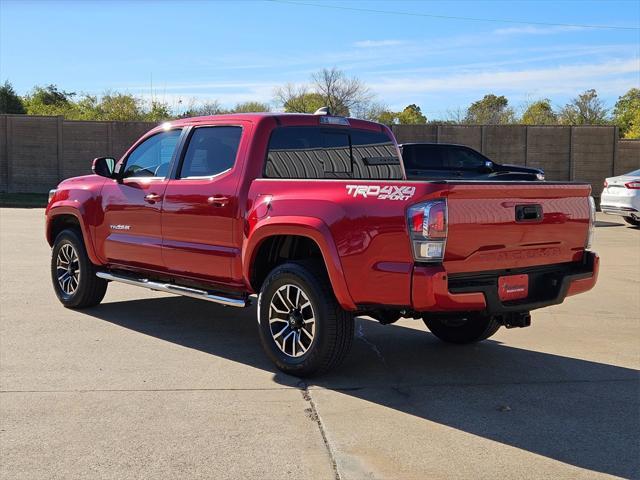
[86,296,639,479]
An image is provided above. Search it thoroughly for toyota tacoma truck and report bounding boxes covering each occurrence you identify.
[46,112,599,376]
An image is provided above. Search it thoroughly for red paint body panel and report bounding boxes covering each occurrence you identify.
[45,113,599,314]
[411,266,487,311]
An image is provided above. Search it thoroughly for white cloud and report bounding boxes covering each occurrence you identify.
[353,39,406,48]
[493,25,586,35]
[369,58,639,106]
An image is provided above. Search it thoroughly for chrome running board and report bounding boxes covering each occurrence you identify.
[96,271,247,308]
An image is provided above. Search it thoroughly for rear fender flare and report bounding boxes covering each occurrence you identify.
[243,216,356,311]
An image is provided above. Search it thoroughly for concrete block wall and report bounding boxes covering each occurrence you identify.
[526,126,571,181]
[482,125,527,166]
[571,127,617,194]
[615,140,640,176]
[0,116,637,197]
[0,116,155,193]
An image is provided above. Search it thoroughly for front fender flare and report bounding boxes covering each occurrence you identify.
[46,206,101,266]
[243,216,356,311]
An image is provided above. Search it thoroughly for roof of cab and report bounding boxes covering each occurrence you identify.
[164,112,386,131]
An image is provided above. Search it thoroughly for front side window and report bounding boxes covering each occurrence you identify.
[447,147,486,170]
[122,129,182,178]
[179,127,242,178]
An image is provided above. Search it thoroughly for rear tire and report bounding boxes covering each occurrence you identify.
[423,313,501,344]
[623,216,640,227]
[51,229,107,308]
[257,261,354,377]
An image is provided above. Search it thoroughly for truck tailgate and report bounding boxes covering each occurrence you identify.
[440,183,592,274]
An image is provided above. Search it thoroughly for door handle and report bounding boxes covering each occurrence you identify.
[144,193,162,204]
[207,195,229,207]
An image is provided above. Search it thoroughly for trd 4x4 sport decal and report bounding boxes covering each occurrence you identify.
[346,185,416,201]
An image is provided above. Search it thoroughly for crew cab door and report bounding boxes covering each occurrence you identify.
[445,146,492,179]
[95,128,183,269]
[161,125,246,285]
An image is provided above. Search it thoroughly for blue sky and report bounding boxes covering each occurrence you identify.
[1,0,639,118]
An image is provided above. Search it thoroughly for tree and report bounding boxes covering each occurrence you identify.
[559,89,609,125]
[613,88,640,138]
[465,94,515,124]
[23,84,77,116]
[0,81,25,114]
[625,111,640,139]
[521,99,557,125]
[232,101,271,113]
[183,100,227,117]
[274,84,326,113]
[145,100,172,121]
[374,110,399,125]
[397,104,427,124]
[311,68,373,117]
[96,92,145,121]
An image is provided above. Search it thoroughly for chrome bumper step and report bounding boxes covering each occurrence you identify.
[96,271,247,308]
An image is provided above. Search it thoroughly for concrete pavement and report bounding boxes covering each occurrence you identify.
[1,208,638,479]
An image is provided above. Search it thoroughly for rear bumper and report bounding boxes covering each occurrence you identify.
[600,190,640,218]
[411,251,599,314]
[600,204,639,218]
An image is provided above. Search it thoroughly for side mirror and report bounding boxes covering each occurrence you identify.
[481,160,494,172]
[92,157,116,178]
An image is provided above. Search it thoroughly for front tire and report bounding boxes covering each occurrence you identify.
[51,229,107,308]
[623,216,640,227]
[257,261,354,377]
[423,313,501,344]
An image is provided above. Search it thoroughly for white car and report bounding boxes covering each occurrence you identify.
[600,169,640,226]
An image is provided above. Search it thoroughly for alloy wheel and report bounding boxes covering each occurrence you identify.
[56,243,80,295]
[268,284,316,358]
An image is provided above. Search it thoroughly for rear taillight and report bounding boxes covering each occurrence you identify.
[603,180,608,188]
[625,181,640,189]
[407,199,447,262]
[586,196,596,250]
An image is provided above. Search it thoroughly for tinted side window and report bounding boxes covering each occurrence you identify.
[323,132,351,177]
[265,127,326,179]
[123,129,182,178]
[401,145,447,170]
[447,147,486,170]
[351,130,402,180]
[264,127,401,180]
[179,127,242,178]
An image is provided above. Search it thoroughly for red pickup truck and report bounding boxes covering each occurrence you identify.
[46,112,599,376]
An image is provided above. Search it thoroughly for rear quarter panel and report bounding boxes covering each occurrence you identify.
[246,179,439,308]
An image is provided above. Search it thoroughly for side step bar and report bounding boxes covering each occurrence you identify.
[96,271,247,308]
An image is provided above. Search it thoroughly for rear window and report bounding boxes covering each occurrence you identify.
[264,126,402,179]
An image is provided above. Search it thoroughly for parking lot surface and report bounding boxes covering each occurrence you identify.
[1,208,638,480]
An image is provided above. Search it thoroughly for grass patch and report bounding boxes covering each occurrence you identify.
[0,193,49,208]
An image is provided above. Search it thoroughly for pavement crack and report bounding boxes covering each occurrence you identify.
[299,381,341,480]
[356,323,388,369]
